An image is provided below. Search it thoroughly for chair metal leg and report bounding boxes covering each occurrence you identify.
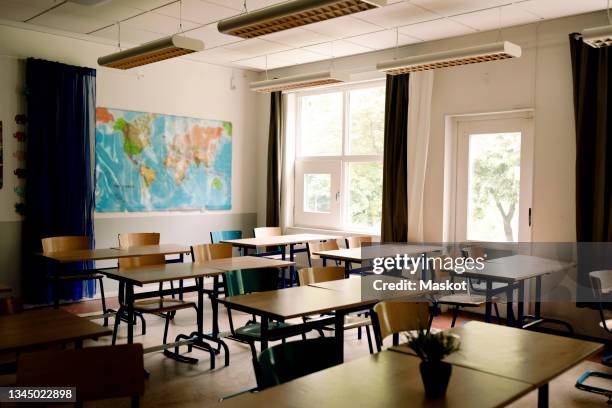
[494,303,501,325]
[451,306,460,328]
[98,277,108,327]
[137,312,146,336]
[163,314,171,344]
[365,325,374,354]
[248,342,258,361]
[112,307,123,345]
[575,370,612,402]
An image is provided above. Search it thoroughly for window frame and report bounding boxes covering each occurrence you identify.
[294,80,385,232]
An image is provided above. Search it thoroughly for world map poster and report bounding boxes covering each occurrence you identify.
[95,108,232,212]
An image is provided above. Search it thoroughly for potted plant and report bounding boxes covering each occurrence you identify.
[406,329,461,398]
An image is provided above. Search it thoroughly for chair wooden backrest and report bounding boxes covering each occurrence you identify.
[41,236,90,253]
[372,301,430,349]
[307,240,339,260]
[345,236,373,249]
[254,337,341,390]
[118,233,164,269]
[191,243,233,263]
[298,267,345,285]
[462,245,487,259]
[18,344,144,406]
[254,227,282,238]
[590,270,612,299]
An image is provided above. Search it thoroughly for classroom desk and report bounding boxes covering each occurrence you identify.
[219,350,533,408]
[0,309,111,354]
[221,234,340,262]
[453,255,574,329]
[313,244,443,275]
[101,263,227,369]
[40,244,191,263]
[199,256,294,272]
[390,321,603,408]
[219,280,432,361]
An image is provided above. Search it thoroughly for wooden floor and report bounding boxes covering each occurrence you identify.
[6,296,612,407]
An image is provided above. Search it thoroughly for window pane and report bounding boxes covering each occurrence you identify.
[300,93,342,156]
[304,174,331,213]
[348,87,385,155]
[347,162,382,228]
[467,132,521,242]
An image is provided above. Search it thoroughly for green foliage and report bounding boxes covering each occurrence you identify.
[406,329,461,362]
[470,133,520,241]
[348,162,382,228]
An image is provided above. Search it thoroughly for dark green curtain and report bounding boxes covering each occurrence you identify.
[22,58,97,304]
[266,91,282,227]
[569,34,612,306]
[381,74,410,242]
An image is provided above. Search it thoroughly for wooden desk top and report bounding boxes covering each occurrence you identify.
[391,321,603,387]
[199,256,294,271]
[308,276,434,302]
[221,233,341,248]
[41,244,191,263]
[0,283,11,294]
[0,309,111,353]
[219,350,533,408]
[313,244,443,263]
[456,255,574,282]
[220,285,374,320]
[101,262,223,286]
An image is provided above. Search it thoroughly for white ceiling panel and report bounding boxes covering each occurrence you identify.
[224,38,291,59]
[191,46,248,63]
[306,15,384,38]
[260,27,333,48]
[399,17,477,42]
[120,0,178,11]
[187,24,240,49]
[153,0,237,25]
[203,0,283,12]
[517,0,606,20]
[265,48,329,65]
[232,55,291,70]
[348,29,421,50]
[93,24,164,46]
[412,0,507,17]
[0,0,56,21]
[303,39,373,57]
[122,11,199,35]
[451,4,542,32]
[357,1,439,28]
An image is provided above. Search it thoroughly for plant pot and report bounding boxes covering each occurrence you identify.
[419,360,452,398]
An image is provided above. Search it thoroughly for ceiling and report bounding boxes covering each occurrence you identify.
[0,0,607,70]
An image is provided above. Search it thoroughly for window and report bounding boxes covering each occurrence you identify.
[453,114,534,242]
[294,82,385,231]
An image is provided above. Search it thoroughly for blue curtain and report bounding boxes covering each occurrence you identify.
[22,58,97,304]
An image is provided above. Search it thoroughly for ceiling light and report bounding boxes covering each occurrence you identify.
[218,0,387,39]
[377,41,522,75]
[98,34,204,70]
[582,25,612,48]
[250,71,349,93]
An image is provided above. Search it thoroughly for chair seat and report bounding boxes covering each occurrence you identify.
[133,298,196,313]
[329,315,371,331]
[54,273,104,281]
[469,281,507,292]
[234,321,292,339]
[436,293,500,306]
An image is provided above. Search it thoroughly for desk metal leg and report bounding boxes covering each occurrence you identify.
[335,310,346,362]
[260,318,269,351]
[126,284,134,344]
[538,384,549,408]
[485,280,493,323]
[518,281,525,326]
[506,285,514,327]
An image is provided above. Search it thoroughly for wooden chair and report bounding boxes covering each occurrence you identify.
[18,344,144,407]
[575,271,612,401]
[345,236,373,248]
[113,233,196,345]
[298,267,374,353]
[224,269,310,360]
[42,236,110,326]
[430,254,501,327]
[191,243,233,297]
[210,230,242,244]
[371,301,430,352]
[253,227,284,258]
[306,240,339,267]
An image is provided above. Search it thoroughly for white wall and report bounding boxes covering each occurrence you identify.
[255,11,609,337]
[0,22,261,296]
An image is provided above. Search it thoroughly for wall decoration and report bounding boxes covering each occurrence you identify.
[95,107,232,212]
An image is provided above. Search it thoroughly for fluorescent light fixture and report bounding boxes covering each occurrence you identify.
[582,25,612,48]
[218,0,386,39]
[250,71,349,93]
[97,34,204,70]
[377,41,522,75]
